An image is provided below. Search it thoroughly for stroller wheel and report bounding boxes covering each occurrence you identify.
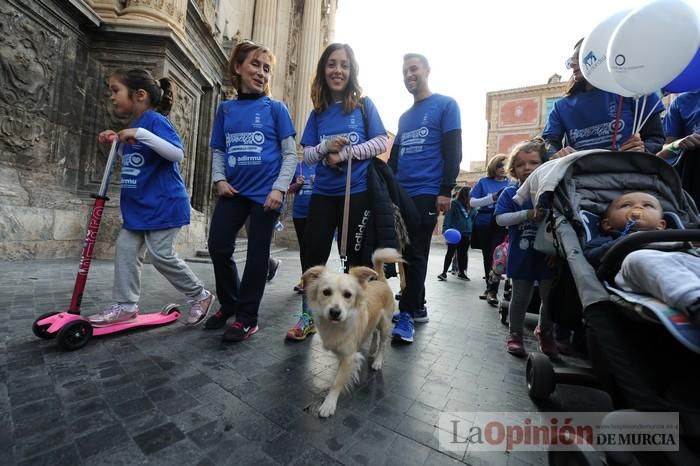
[526,352,555,400]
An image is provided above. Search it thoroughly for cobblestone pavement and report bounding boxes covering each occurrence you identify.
[1,247,610,465]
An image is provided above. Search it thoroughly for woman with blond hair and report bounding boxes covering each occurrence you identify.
[205,40,297,342]
[470,153,512,305]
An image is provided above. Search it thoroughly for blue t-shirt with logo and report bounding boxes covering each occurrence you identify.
[495,185,553,281]
[292,161,316,219]
[470,176,513,226]
[119,110,190,231]
[301,98,385,196]
[543,88,664,152]
[394,94,461,197]
[663,90,700,138]
[210,96,296,204]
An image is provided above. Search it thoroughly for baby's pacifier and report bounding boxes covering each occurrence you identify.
[626,208,645,221]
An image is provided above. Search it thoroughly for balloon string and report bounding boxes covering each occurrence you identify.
[612,95,624,150]
[632,97,639,136]
[636,95,648,135]
[635,98,662,135]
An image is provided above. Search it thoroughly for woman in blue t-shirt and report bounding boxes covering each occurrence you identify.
[206,41,297,342]
[495,139,556,358]
[286,43,389,341]
[88,69,214,328]
[543,39,665,160]
[470,154,512,305]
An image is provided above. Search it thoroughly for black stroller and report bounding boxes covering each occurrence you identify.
[521,151,700,465]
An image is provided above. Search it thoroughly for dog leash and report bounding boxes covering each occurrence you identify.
[339,142,352,273]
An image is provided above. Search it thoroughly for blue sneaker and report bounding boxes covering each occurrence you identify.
[392,306,429,323]
[391,312,415,343]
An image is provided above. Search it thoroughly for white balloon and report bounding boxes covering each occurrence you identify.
[608,0,700,95]
[580,9,637,97]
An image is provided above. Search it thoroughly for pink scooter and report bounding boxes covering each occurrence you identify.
[32,139,181,351]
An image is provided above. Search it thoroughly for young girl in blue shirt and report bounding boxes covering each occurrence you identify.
[89,69,213,327]
[204,41,297,342]
[494,138,557,358]
[286,43,389,341]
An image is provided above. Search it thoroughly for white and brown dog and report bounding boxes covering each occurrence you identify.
[302,248,403,417]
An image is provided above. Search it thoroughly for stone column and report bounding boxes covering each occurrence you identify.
[252,0,277,48]
[119,0,188,37]
[324,0,338,47]
[292,0,322,139]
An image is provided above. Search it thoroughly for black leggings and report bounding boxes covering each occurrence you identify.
[304,192,371,271]
[293,217,308,273]
[442,234,470,275]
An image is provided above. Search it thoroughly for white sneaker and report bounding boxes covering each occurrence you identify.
[186,290,215,326]
[89,303,139,326]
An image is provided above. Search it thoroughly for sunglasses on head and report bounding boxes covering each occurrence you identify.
[565,53,579,70]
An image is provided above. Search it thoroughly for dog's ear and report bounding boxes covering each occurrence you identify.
[302,266,325,288]
[349,266,378,286]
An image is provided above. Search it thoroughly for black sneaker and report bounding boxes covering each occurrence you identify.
[222,321,259,342]
[456,273,470,281]
[204,310,230,330]
[267,258,281,282]
[437,273,447,281]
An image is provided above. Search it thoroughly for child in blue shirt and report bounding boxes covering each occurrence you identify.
[495,138,557,358]
[288,161,317,293]
[89,69,213,327]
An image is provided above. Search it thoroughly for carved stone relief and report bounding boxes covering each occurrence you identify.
[124,0,185,28]
[193,0,216,32]
[0,3,61,154]
[169,86,195,189]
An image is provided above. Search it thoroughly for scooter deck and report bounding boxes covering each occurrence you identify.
[91,311,181,336]
[38,307,181,337]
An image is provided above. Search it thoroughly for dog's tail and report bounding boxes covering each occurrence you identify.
[371,248,404,282]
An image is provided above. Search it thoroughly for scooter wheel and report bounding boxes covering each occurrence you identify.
[160,303,180,315]
[57,320,93,351]
[32,312,60,339]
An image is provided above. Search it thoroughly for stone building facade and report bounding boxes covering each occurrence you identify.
[485,74,568,166]
[0,0,336,260]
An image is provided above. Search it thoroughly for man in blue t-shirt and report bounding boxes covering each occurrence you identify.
[388,53,462,343]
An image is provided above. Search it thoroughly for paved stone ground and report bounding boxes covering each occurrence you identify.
[1,247,610,466]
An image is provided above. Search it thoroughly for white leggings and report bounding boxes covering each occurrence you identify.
[508,278,554,335]
[615,249,700,312]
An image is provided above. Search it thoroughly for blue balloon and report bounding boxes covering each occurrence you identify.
[443,228,461,245]
[664,48,700,93]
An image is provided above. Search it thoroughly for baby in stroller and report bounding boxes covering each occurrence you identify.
[585,191,700,324]
[520,150,700,463]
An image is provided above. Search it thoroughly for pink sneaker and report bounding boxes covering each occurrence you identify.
[535,326,559,358]
[506,333,527,357]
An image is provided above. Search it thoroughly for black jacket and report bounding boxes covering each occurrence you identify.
[360,158,420,265]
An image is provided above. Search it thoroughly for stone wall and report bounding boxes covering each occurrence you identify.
[1,0,333,260]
